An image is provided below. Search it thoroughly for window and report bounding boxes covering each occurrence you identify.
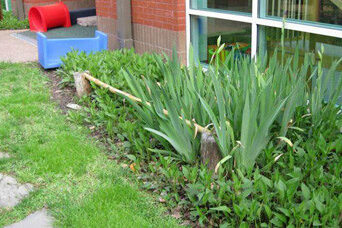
[262,0,342,28]
[186,0,342,65]
[191,16,251,63]
[259,25,342,104]
[259,26,342,71]
[191,0,252,13]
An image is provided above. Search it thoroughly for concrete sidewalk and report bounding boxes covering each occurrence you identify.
[0,30,37,63]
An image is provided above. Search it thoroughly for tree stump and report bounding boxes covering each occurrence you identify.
[73,72,92,97]
[200,132,221,171]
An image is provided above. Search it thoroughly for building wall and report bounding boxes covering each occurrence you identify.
[131,0,186,62]
[96,0,186,63]
[95,0,118,50]
[11,0,95,17]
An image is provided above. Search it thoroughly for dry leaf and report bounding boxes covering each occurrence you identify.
[129,163,136,172]
[171,212,182,219]
[158,197,166,203]
[121,164,128,168]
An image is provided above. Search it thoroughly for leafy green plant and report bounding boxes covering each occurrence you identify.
[0,10,29,30]
[58,49,165,159]
[59,45,342,226]
[122,48,220,163]
[121,40,341,225]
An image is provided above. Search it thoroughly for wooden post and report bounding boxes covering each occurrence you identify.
[200,132,221,171]
[73,72,92,97]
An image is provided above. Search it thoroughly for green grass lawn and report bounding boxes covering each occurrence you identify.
[0,62,179,227]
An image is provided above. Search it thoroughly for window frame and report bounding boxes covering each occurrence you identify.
[186,0,342,65]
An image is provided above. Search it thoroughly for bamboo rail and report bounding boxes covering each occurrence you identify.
[81,72,210,134]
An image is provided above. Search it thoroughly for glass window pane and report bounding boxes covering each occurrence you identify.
[191,0,252,13]
[258,26,342,104]
[262,0,342,27]
[191,16,251,64]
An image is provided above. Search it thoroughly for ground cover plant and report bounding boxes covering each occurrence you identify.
[59,42,342,226]
[0,9,29,30]
[0,62,179,227]
[58,49,164,159]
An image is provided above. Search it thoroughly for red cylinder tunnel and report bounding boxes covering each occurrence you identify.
[29,2,71,32]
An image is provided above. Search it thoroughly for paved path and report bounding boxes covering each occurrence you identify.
[0,30,37,63]
[5,209,53,228]
[0,174,33,208]
[0,152,53,227]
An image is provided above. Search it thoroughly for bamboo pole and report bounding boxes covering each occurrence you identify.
[81,72,211,134]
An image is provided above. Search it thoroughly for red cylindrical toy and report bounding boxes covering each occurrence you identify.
[29,2,71,32]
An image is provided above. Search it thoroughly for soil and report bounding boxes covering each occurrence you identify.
[42,67,115,148]
[44,69,76,113]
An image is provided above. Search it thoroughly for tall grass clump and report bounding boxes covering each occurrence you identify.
[124,38,342,172]
[124,48,217,163]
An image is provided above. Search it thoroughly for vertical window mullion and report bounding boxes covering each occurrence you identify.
[251,0,259,59]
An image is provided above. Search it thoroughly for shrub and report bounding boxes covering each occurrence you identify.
[58,49,164,158]
[0,10,29,30]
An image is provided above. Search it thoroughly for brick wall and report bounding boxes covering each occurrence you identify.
[96,0,116,19]
[95,0,118,49]
[131,0,185,31]
[95,0,186,63]
[131,0,186,62]
[12,0,95,17]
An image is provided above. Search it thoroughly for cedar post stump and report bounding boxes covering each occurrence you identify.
[73,72,92,97]
[200,132,221,171]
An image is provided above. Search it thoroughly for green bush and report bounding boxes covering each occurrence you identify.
[0,10,29,30]
[59,46,342,226]
[58,49,165,158]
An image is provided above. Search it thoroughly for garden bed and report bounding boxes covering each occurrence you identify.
[57,45,342,227]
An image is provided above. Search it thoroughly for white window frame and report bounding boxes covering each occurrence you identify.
[5,0,9,11]
[186,0,342,65]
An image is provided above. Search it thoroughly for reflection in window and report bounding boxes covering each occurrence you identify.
[259,26,342,104]
[191,16,251,64]
[263,0,342,27]
[191,0,252,13]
